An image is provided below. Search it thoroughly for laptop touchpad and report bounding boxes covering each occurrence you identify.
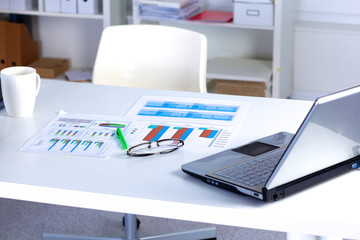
[232,141,279,157]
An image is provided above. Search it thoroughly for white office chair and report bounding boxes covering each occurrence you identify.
[43,26,215,240]
[92,24,207,93]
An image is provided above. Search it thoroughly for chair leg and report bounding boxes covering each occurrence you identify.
[140,226,217,240]
[43,213,217,240]
[42,233,122,240]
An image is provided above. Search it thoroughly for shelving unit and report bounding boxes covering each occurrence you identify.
[1,0,294,98]
[0,0,127,70]
[132,0,294,98]
[0,0,126,27]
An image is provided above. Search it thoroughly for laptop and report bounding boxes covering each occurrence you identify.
[0,78,4,110]
[182,86,360,202]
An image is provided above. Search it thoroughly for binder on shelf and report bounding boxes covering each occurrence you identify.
[239,0,273,3]
[45,0,61,12]
[188,10,233,23]
[78,0,100,15]
[0,21,39,71]
[138,0,202,21]
[138,0,192,9]
[0,0,10,10]
[10,0,33,11]
[61,0,77,14]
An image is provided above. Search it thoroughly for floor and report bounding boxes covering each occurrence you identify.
[0,197,286,240]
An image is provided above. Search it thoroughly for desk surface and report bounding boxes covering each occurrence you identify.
[0,80,359,239]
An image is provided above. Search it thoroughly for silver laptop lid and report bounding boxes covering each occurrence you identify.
[266,86,360,189]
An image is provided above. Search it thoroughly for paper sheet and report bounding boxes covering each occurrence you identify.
[20,97,251,157]
[20,112,132,157]
[124,96,251,152]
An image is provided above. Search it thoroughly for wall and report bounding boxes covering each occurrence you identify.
[33,17,103,70]
[292,0,360,100]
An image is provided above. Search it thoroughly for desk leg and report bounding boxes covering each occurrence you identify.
[287,233,343,240]
[124,214,138,240]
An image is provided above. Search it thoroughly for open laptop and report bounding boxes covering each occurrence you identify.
[182,86,360,202]
[0,78,4,110]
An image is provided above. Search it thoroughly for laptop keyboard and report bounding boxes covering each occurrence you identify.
[213,152,284,187]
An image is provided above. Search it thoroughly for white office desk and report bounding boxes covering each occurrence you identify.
[0,80,359,240]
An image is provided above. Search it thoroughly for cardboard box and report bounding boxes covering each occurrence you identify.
[78,0,100,15]
[45,0,61,12]
[216,79,270,97]
[29,58,69,78]
[0,21,39,71]
[61,0,77,13]
[233,1,273,26]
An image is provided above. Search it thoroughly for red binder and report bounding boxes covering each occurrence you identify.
[188,10,233,23]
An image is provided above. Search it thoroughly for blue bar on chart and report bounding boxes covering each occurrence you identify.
[143,125,169,141]
[171,127,194,141]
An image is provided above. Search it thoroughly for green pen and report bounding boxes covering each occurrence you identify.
[116,128,128,150]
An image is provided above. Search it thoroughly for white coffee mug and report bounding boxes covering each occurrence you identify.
[0,66,41,118]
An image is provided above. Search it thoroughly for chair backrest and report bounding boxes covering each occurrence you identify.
[92,24,207,93]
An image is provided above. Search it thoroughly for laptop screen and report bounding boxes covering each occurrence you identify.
[0,79,3,109]
[267,86,360,189]
[0,78,3,109]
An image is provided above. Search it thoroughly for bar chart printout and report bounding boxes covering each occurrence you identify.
[20,113,131,157]
[128,122,233,151]
[125,96,250,151]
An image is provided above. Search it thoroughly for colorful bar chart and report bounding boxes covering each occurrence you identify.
[21,113,124,157]
[99,123,126,128]
[70,140,81,152]
[172,127,194,141]
[83,140,93,151]
[87,131,115,138]
[48,138,60,150]
[143,125,170,141]
[60,139,71,150]
[52,129,81,137]
[199,128,219,138]
[95,141,104,148]
[44,138,110,155]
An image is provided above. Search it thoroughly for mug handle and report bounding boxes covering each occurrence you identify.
[35,73,41,96]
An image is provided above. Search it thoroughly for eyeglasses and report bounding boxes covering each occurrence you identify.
[127,139,184,157]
